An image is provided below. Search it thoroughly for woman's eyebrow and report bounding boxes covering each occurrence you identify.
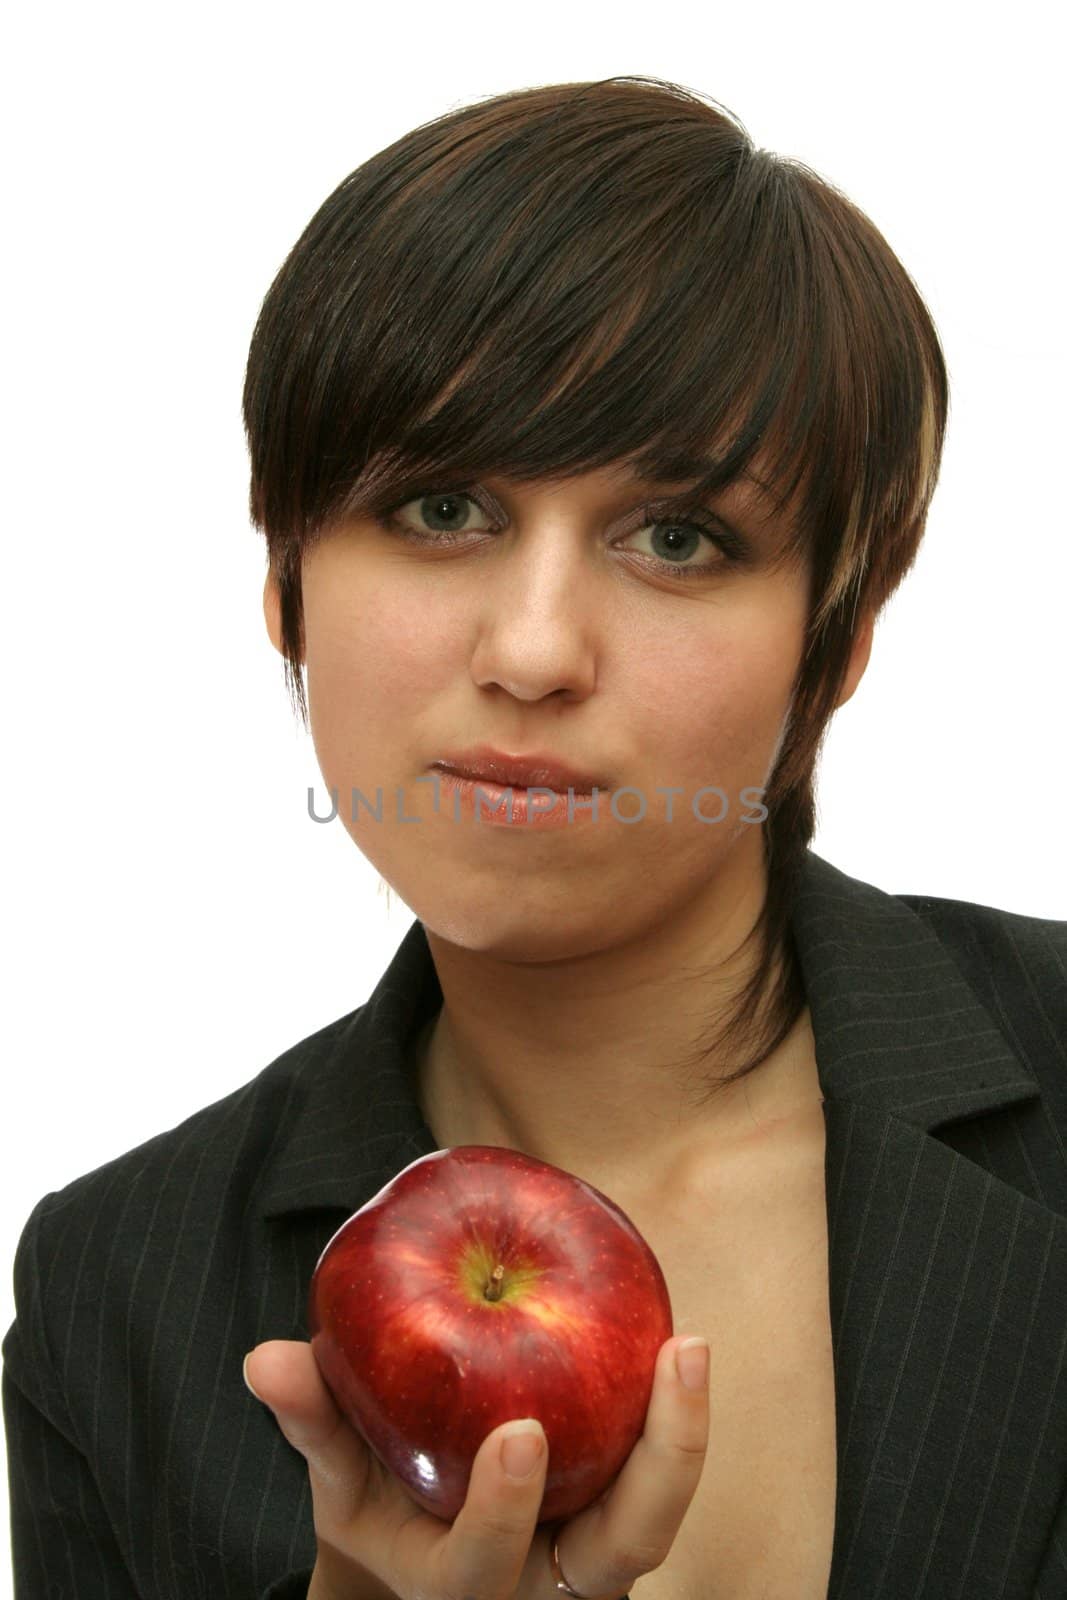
[624,456,780,509]
[627,464,785,525]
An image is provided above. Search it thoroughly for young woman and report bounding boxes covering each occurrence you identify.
[5,75,1066,1600]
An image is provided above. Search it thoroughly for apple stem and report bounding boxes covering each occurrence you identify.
[484,1263,505,1302]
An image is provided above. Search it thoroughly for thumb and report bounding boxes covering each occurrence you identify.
[243,1340,338,1448]
[432,1418,548,1598]
[243,1340,370,1523]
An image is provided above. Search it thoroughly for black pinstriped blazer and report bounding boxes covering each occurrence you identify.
[4,849,1067,1599]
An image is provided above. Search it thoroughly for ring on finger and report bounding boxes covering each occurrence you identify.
[549,1525,626,1599]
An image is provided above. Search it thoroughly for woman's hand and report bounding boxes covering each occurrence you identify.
[243,1332,710,1600]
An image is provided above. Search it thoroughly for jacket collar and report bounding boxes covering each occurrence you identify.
[789,848,1038,1129]
[258,847,1038,1222]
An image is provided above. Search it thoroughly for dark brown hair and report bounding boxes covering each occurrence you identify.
[242,74,949,1103]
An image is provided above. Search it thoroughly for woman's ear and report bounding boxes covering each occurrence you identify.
[835,609,875,710]
[263,566,284,657]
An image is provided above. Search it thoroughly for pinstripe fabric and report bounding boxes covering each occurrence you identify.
[3,848,1066,1598]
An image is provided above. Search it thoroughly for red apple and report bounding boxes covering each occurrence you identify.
[307,1143,673,1523]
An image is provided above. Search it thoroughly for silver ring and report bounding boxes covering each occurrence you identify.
[549,1526,621,1599]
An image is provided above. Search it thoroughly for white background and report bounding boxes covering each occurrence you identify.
[2,0,1064,1587]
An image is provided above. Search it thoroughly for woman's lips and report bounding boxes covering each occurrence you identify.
[431,769,606,828]
[431,745,608,792]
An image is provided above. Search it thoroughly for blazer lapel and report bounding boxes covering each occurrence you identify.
[792,853,1067,1597]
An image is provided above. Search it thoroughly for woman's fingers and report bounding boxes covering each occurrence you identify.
[549,1334,711,1598]
[421,1416,549,1599]
[245,1340,551,1600]
[243,1341,374,1527]
[244,1333,709,1600]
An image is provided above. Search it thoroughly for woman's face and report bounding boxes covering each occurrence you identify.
[267,459,839,961]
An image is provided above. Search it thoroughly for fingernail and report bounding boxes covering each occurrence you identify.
[242,1353,264,1402]
[500,1419,545,1478]
[676,1337,709,1391]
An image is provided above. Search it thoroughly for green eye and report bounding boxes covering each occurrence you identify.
[374,486,749,581]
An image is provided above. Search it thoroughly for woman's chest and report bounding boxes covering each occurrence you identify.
[620,1124,837,1600]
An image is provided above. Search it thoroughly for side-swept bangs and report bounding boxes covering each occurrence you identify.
[244,73,947,725]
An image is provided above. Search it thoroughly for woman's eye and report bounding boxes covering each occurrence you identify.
[619,514,733,578]
[381,490,491,540]
[376,489,743,580]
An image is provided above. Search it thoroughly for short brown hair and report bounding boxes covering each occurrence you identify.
[242,75,948,1101]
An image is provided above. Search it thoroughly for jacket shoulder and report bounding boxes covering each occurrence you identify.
[895,888,1066,1085]
[23,1001,367,1225]
[894,886,1067,970]
[2,1001,367,1427]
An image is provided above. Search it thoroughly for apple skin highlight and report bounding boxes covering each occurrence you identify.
[307,1144,674,1523]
